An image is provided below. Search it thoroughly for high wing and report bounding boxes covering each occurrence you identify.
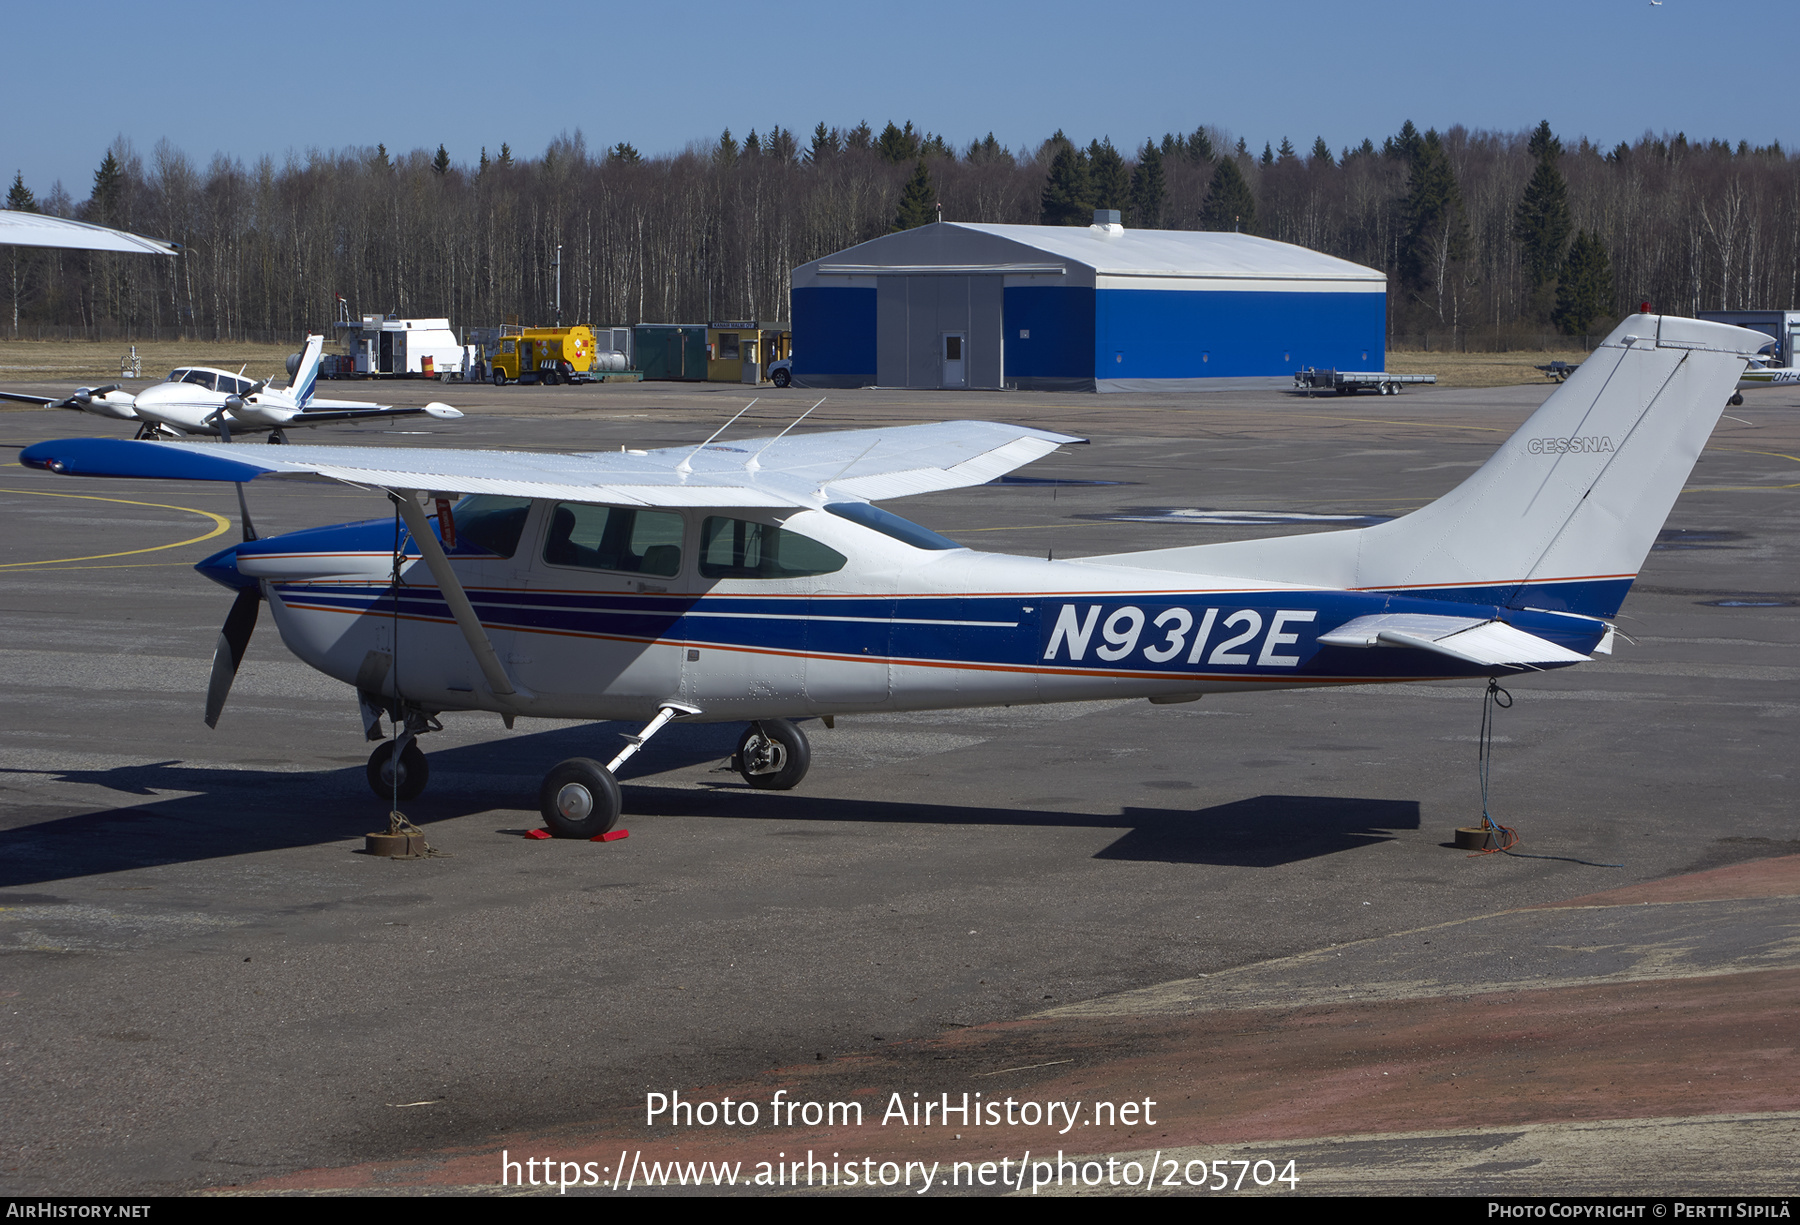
[21,420,1086,508]
[0,209,179,255]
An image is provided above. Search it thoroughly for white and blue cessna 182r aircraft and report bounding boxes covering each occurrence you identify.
[21,313,1766,839]
[0,334,462,441]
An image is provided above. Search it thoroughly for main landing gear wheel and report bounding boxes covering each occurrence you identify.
[1729,392,1745,407]
[734,719,811,790]
[367,739,429,801]
[539,758,622,838]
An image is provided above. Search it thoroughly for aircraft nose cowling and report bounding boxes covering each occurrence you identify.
[196,542,259,593]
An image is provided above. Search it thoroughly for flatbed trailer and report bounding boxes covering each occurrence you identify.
[1293,368,1437,396]
[1537,360,1582,382]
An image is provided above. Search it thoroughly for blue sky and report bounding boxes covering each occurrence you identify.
[6,0,1784,197]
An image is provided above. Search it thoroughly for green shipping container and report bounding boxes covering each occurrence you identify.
[633,325,708,381]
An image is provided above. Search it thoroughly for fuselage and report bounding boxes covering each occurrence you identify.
[199,497,1608,724]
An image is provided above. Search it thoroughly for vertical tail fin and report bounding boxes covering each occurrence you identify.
[1089,314,1768,618]
[288,334,324,408]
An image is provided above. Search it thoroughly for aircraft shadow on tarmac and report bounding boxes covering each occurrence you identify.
[0,722,1420,887]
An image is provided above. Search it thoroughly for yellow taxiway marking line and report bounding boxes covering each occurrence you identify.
[0,489,230,568]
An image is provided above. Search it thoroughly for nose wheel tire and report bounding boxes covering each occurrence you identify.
[539,758,622,838]
[367,740,429,802]
[734,719,811,790]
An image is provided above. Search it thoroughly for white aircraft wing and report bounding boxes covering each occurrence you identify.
[20,420,1084,508]
[0,210,179,255]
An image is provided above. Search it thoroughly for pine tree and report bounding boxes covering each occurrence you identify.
[1187,126,1215,162]
[497,143,513,168]
[1088,139,1130,212]
[1261,142,1274,166]
[1277,137,1298,164]
[966,133,1011,166]
[1387,119,1424,165]
[876,122,920,164]
[766,127,798,162]
[1526,119,1562,163]
[6,172,37,212]
[373,143,391,171]
[1199,157,1256,233]
[714,129,738,166]
[1130,142,1165,228]
[1310,137,1334,167]
[845,121,873,152]
[743,130,763,157]
[1039,141,1092,225]
[807,123,839,164]
[1552,230,1613,336]
[608,142,640,164]
[432,145,451,176]
[1513,120,1572,295]
[893,158,936,231]
[1398,130,1471,315]
[89,151,123,223]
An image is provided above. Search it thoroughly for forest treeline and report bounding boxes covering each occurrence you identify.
[5,118,1797,350]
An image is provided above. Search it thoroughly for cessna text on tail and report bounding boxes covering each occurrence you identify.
[20,314,1766,840]
[1,335,462,442]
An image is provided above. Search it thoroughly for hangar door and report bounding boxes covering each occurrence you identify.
[876,275,1004,389]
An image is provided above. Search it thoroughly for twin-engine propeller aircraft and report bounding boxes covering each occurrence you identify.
[0,334,462,441]
[20,314,1765,839]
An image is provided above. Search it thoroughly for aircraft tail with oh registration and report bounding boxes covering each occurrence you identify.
[1089,313,1769,620]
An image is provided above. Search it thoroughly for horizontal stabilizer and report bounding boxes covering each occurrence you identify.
[1319,613,1590,668]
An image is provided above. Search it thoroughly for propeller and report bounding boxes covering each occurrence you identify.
[204,589,260,728]
[61,383,122,409]
[206,396,241,442]
[203,486,261,728]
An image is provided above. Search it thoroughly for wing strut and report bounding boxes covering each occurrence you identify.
[391,490,528,707]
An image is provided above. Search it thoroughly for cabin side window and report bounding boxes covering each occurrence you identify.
[542,503,683,577]
[451,495,532,558]
[698,517,846,579]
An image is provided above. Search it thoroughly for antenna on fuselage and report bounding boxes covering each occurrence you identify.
[674,398,758,476]
[745,398,825,472]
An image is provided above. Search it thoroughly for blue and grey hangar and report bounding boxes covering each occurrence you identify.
[788,211,1386,392]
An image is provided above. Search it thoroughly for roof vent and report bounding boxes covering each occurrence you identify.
[1090,208,1124,235]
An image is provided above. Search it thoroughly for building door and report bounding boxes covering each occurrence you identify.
[941,332,966,389]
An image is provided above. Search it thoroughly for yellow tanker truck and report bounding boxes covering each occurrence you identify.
[485,325,597,385]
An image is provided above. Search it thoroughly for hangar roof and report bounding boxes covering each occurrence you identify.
[796,221,1383,286]
[958,224,1382,281]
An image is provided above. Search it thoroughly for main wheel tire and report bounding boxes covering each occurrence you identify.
[734,719,811,790]
[772,367,791,388]
[492,369,506,386]
[539,758,622,838]
[1729,392,1745,407]
[367,740,429,802]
